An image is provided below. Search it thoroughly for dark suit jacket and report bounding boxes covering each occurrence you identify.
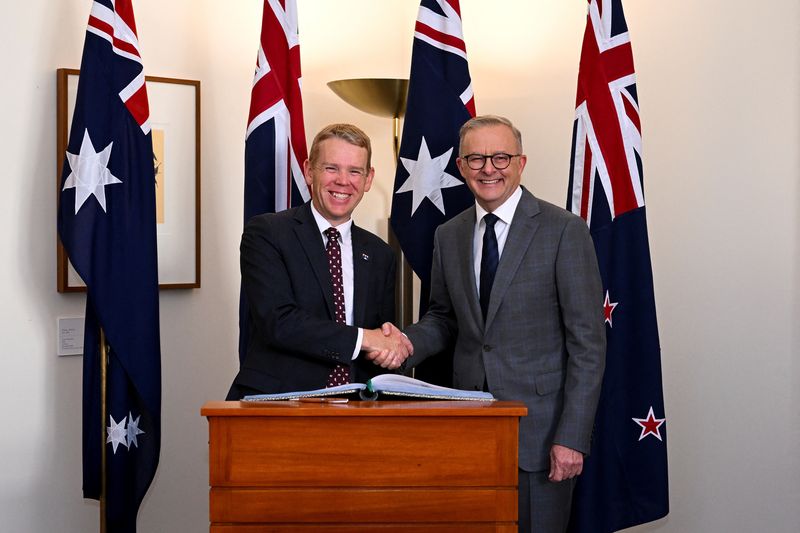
[227,202,396,399]
[405,188,606,471]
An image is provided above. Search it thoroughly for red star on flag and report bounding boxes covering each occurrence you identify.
[603,290,619,327]
[632,406,666,441]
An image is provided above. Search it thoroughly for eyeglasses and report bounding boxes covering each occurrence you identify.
[461,153,521,170]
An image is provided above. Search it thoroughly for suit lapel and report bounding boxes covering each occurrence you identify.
[452,207,484,333]
[351,226,371,326]
[485,189,540,330]
[294,203,336,318]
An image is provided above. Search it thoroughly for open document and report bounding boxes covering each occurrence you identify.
[242,374,495,402]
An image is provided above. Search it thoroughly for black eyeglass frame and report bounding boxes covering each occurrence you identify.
[461,152,522,170]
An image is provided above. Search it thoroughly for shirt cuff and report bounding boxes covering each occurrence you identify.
[352,328,364,360]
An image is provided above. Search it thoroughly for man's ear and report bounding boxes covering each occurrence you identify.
[456,157,467,178]
[303,159,313,186]
[363,167,375,192]
[517,154,527,174]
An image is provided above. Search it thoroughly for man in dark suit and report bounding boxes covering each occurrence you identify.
[227,123,411,400]
[400,115,606,532]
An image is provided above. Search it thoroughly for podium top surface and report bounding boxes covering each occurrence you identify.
[201,400,527,418]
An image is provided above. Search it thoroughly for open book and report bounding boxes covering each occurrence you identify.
[242,374,495,402]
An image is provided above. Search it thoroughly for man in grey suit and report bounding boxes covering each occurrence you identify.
[401,115,606,532]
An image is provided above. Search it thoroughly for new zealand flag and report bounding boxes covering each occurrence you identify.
[566,1,669,531]
[239,0,308,363]
[57,1,161,531]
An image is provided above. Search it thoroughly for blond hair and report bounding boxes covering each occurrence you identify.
[308,123,373,169]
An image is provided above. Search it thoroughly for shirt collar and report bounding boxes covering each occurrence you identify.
[309,202,353,242]
[474,186,523,226]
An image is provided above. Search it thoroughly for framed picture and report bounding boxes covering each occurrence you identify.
[56,68,201,291]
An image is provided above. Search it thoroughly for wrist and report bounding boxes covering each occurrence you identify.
[361,328,379,351]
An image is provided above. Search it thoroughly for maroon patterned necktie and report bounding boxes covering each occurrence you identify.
[324,227,350,387]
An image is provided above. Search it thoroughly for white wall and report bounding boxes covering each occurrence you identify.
[0,1,797,531]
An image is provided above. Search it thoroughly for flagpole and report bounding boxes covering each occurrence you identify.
[389,113,413,328]
[99,328,108,533]
[326,78,413,327]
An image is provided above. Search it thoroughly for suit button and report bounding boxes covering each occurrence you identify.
[483,345,492,352]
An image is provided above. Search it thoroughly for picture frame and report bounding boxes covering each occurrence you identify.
[56,68,201,292]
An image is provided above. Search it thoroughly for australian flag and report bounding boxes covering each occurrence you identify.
[239,0,309,363]
[57,1,161,531]
[391,0,475,297]
[566,1,669,531]
[390,0,475,384]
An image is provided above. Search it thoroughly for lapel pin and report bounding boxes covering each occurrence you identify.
[361,252,370,261]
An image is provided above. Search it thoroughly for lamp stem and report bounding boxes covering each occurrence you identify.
[392,115,400,163]
[388,114,414,328]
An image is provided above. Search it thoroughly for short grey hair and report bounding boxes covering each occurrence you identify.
[458,115,523,155]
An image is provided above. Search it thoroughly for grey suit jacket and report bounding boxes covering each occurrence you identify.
[405,188,605,471]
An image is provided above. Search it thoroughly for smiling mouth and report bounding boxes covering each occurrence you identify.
[329,191,351,200]
[479,178,501,185]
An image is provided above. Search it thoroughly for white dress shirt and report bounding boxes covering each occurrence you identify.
[473,186,523,294]
[310,204,363,360]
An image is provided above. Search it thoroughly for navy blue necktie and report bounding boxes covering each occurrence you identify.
[480,213,499,321]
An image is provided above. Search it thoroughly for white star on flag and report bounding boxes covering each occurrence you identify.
[63,129,122,214]
[106,414,129,454]
[126,412,145,448]
[396,136,463,215]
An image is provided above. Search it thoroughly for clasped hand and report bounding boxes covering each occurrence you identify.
[362,322,413,370]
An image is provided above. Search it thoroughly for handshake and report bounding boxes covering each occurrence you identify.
[361,322,413,370]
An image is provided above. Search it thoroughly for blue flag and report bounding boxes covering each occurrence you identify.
[57,2,161,531]
[390,0,475,298]
[239,0,308,363]
[566,1,669,531]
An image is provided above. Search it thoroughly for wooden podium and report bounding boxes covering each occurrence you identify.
[201,400,527,532]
